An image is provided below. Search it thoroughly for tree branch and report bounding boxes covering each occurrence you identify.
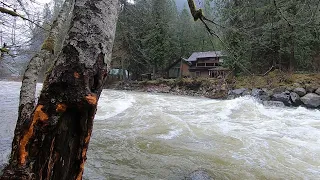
[187,0,203,21]
[187,0,254,76]
[273,0,292,26]
[0,7,47,30]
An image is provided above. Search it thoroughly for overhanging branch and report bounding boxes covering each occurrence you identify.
[0,7,47,30]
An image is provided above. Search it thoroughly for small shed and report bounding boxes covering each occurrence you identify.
[166,58,191,78]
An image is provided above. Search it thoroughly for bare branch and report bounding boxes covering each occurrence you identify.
[0,7,47,30]
[15,0,31,18]
[273,0,292,26]
[187,0,203,21]
[0,7,22,17]
[187,0,254,76]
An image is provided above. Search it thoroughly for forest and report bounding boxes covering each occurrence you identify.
[2,0,320,79]
[1,0,320,179]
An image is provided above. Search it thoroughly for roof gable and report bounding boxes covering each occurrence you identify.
[187,51,224,62]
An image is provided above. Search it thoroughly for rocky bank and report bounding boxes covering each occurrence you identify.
[109,74,320,109]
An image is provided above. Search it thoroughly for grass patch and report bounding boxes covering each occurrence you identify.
[234,71,320,89]
[139,71,320,90]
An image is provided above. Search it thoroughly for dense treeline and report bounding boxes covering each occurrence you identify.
[216,0,320,74]
[112,0,218,79]
[112,0,320,79]
[1,0,320,78]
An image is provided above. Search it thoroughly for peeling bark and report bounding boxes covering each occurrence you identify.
[17,0,74,127]
[11,0,74,172]
[1,0,120,179]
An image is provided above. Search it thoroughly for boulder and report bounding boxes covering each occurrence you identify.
[252,88,270,101]
[230,88,246,96]
[259,95,271,101]
[227,95,235,100]
[272,93,291,106]
[264,89,274,97]
[242,89,251,96]
[293,87,306,97]
[305,84,316,93]
[315,88,320,95]
[188,170,213,180]
[251,88,267,97]
[301,93,320,108]
[290,92,301,106]
[272,86,286,94]
[262,101,285,107]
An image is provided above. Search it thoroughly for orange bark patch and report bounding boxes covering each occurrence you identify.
[76,149,87,180]
[81,147,87,159]
[76,148,88,180]
[84,131,92,144]
[85,94,97,105]
[76,135,90,180]
[76,160,85,180]
[84,135,90,144]
[19,105,48,165]
[56,103,67,113]
[36,105,49,122]
[74,72,80,79]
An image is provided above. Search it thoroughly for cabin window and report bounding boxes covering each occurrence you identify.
[196,63,205,67]
[206,63,215,67]
[195,71,201,77]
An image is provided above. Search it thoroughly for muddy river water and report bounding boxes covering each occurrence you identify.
[0,81,319,179]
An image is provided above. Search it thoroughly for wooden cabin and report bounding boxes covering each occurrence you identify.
[186,51,230,78]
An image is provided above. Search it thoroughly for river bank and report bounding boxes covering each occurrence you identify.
[108,72,320,109]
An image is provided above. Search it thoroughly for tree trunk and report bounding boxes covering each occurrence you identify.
[121,59,127,81]
[152,65,156,80]
[289,25,294,73]
[15,0,74,154]
[1,0,120,179]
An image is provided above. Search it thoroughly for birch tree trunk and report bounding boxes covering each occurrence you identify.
[1,0,120,179]
[14,0,74,156]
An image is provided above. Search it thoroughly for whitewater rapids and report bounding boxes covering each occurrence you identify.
[0,81,319,179]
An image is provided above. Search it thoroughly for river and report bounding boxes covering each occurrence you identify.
[0,81,320,179]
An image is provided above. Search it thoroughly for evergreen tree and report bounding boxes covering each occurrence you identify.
[217,0,320,74]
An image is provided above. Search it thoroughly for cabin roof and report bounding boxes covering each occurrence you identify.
[186,51,224,62]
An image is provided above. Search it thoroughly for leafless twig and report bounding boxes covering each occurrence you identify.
[0,7,47,30]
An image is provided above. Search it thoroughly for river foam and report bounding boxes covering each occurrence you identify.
[86,90,320,179]
[95,90,136,120]
[0,81,319,179]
